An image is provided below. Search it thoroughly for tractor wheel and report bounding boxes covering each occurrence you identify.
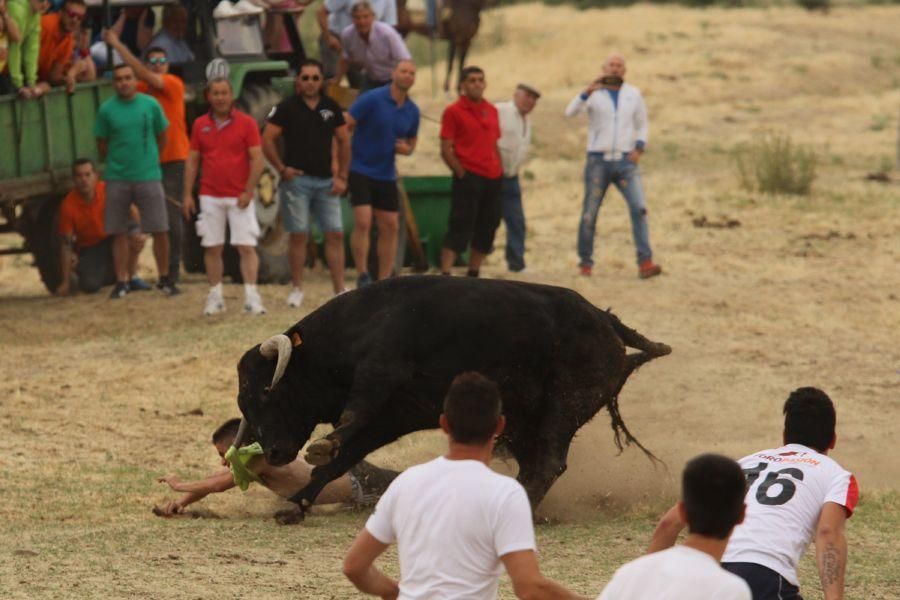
[22,196,63,293]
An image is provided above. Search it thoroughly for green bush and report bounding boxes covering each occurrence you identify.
[735,133,818,196]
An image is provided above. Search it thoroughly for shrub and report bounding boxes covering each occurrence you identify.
[735,133,817,195]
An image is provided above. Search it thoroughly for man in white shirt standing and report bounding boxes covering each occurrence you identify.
[342,372,586,600]
[599,453,752,600]
[648,387,858,600]
[565,53,661,279]
[496,83,540,273]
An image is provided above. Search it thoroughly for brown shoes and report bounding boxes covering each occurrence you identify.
[638,260,663,279]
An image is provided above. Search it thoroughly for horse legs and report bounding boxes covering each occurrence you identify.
[444,41,456,92]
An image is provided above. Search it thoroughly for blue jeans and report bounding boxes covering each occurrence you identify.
[501,176,526,271]
[577,153,653,267]
[279,175,343,234]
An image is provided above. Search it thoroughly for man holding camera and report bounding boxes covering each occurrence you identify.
[565,53,662,279]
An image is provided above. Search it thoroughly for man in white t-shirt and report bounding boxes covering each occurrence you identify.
[649,387,858,600]
[342,372,586,600]
[598,453,751,600]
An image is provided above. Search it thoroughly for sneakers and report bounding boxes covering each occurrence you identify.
[213,0,240,18]
[357,272,372,289]
[129,277,152,291]
[638,260,663,279]
[287,287,304,308]
[109,281,130,299]
[233,0,263,14]
[244,289,267,315]
[204,290,225,315]
[579,264,593,277]
[156,276,182,296]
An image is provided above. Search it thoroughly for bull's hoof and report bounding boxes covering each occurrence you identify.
[274,508,305,525]
[305,438,337,466]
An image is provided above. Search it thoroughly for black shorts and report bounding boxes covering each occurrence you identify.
[443,170,502,255]
[348,172,399,212]
[721,562,803,600]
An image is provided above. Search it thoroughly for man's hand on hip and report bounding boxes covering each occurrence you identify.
[281,167,302,182]
[331,175,347,196]
[238,191,253,209]
[627,150,642,164]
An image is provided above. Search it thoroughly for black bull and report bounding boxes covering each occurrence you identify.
[235,276,671,514]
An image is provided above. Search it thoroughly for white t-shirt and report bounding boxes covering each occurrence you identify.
[365,456,536,600]
[597,546,751,600]
[722,444,859,586]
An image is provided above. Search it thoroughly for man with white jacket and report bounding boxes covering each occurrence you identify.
[565,53,662,279]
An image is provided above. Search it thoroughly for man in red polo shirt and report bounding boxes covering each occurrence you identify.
[183,77,266,316]
[439,66,503,278]
[56,158,147,295]
[103,28,190,283]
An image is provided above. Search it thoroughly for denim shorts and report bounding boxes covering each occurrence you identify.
[279,175,344,234]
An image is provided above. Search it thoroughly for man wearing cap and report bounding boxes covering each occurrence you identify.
[496,83,539,273]
[565,52,662,279]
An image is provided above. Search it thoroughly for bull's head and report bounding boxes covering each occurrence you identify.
[235,333,318,466]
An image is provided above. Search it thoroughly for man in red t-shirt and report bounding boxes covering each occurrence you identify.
[56,158,147,295]
[439,66,503,278]
[103,28,190,282]
[183,78,266,316]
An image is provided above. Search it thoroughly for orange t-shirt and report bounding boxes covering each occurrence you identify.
[57,182,108,250]
[38,13,74,82]
[138,74,189,163]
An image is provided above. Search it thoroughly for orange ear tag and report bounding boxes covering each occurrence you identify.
[291,332,303,347]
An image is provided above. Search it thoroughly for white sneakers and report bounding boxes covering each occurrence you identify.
[287,287,304,308]
[204,289,226,315]
[214,0,262,19]
[244,288,267,315]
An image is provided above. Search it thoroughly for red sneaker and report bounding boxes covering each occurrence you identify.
[579,264,593,276]
[638,260,662,279]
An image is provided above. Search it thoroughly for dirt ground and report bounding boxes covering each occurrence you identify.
[1,3,898,598]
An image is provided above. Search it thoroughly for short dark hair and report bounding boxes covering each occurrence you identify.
[71,157,94,174]
[145,46,168,58]
[112,63,134,75]
[298,59,324,75]
[682,453,746,539]
[459,66,484,85]
[783,387,836,452]
[64,0,86,7]
[212,418,257,446]
[442,372,502,445]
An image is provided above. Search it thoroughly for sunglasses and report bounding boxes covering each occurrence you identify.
[300,75,321,82]
[147,57,168,65]
[66,9,86,20]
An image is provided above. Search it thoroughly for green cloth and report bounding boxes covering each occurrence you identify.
[224,443,264,491]
[6,0,41,88]
[94,94,169,181]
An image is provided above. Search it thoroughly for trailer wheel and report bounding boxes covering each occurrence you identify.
[22,196,63,293]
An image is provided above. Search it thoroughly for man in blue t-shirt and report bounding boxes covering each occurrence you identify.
[346,59,420,287]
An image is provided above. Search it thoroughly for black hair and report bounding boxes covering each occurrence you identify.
[442,372,502,445]
[459,66,484,85]
[682,453,746,539]
[65,0,86,7]
[71,157,94,174]
[145,46,168,58]
[212,418,257,446]
[783,387,836,452]
[112,63,134,74]
[298,59,324,75]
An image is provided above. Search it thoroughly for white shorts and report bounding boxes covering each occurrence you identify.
[197,195,260,247]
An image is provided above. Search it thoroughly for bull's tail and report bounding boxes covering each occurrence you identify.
[604,309,671,465]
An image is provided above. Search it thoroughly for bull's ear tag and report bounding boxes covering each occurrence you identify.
[291,332,303,347]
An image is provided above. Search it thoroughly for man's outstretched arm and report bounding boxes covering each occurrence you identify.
[154,469,236,515]
[647,503,686,553]
[816,502,848,600]
[502,549,588,600]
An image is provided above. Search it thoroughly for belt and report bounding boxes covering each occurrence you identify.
[587,151,632,161]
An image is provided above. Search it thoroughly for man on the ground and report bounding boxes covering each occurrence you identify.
[496,83,539,273]
[648,387,858,600]
[439,66,503,278]
[184,77,266,315]
[94,63,179,298]
[103,31,190,283]
[346,59,419,287]
[317,0,396,84]
[56,158,148,295]
[332,1,410,91]
[598,453,751,599]
[262,59,350,308]
[343,371,586,600]
[564,52,661,279]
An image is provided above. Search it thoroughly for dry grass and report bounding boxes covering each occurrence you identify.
[2,4,899,598]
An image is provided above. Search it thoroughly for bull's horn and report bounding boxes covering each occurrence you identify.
[259,334,292,387]
[232,418,248,449]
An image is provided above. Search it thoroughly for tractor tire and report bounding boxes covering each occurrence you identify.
[237,84,282,127]
[183,211,205,274]
[22,196,63,293]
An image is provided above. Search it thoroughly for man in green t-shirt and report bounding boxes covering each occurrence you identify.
[94,63,180,298]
